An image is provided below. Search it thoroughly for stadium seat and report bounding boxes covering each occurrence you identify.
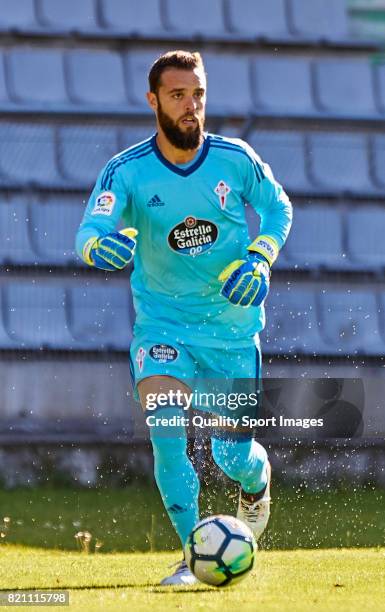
[125,50,160,108]
[346,206,385,271]
[226,0,290,40]
[0,0,38,32]
[37,0,99,32]
[307,133,373,195]
[252,56,314,116]
[203,53,253,115]
[0,287,15,348]
[119,125,155,150]
[262,287,327,355]
[377,293,385,345]
[29,197,83,266]
[249,130,311,194]
[313,59,376,117]
[283,205,346,270]
[0,52,8,103]
[99,0,165,36]
[0,123,62,188]
[287,0,349,42]
[371,135,385,189]
[4,284,75,349]
[66,50,126,106]
[58,125,119,188]
[319,290,384,355]
[6,48,67,105]
[68,285,133,349]
[0,196,35,265]
[374,63,385,114]
[164,0,225,37]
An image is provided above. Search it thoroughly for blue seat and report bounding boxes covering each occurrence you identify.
[125,50,162,108]
[227,0,290,40]
[0,51,9,103]
[374,63,385,114]
[377,293,385,345]
[262,286,327,355]
[284,205,347,270]
[164,0,225,37]
[68,286,133,349]
[29,197,83,266]
[66,50,126,106]
[119,125,154,150]
[314,59,376,117]
[249,130,311,194]
[7,48,67,105]
[37,0,98,32]
[307,132,373,195]
[4,283,74,349]
[203,53,253,115]
[319,290,384,355]
[58,125,118,188]
[99,0,165,36]
[288,0,349,42]
[347,206,385,271]
[252,56,314,115]
[0,196,35,264]
[0,123,62,188]
[0,0,38,32]
[0,287,15,348]
[371,134,385,189]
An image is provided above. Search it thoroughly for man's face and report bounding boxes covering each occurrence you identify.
[147,67,206,150]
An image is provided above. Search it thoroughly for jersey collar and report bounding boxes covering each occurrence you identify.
[151,133,210,177]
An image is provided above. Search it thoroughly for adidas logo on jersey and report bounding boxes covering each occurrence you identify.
[147,194,165,207]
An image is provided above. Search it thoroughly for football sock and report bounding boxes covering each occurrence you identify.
[149,406,200,547]
[211,437,268,494]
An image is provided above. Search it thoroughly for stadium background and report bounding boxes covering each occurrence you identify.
[0,0,385,493]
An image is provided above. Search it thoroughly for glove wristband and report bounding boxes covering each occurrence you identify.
[247,235,279,267]
[82,236,98,266]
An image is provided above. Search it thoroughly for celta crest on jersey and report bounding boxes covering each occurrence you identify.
[136,347,146,372]
[214,180,231,209]
[168,216,219,257]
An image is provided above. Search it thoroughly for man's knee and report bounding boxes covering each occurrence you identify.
[138,375,191,412]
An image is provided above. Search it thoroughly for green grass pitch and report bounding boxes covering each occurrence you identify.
[0,484,384,610]
[1,546,384,611]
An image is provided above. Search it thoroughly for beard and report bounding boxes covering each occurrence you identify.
[157,101,204,150]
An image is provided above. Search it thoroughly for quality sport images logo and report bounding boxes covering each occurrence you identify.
[168,216,218,257]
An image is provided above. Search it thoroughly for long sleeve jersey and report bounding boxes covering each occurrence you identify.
[76,133,293,348]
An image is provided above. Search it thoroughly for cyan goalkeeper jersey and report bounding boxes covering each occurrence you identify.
[76,133,292,348]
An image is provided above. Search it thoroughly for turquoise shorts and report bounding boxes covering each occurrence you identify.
[129,333,262,404]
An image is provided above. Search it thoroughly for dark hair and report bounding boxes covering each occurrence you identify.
[148,50,204,94]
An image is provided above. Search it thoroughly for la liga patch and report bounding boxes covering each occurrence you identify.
[92,191,116,216]
[149,344,179,363]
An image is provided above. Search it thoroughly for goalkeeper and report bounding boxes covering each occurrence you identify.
[76,50,292,586]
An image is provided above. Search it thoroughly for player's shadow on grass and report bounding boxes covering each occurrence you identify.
[0,584,214,592]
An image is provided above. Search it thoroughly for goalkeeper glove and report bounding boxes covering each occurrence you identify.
[83,227,138,271]
[218,235,279,307]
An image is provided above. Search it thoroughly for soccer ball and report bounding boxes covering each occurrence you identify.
[184,514,256,587]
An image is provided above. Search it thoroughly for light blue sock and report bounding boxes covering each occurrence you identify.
[149,406,200,547]
[211,437,268,494]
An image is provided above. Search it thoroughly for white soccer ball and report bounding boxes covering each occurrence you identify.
[184,514,256,587]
